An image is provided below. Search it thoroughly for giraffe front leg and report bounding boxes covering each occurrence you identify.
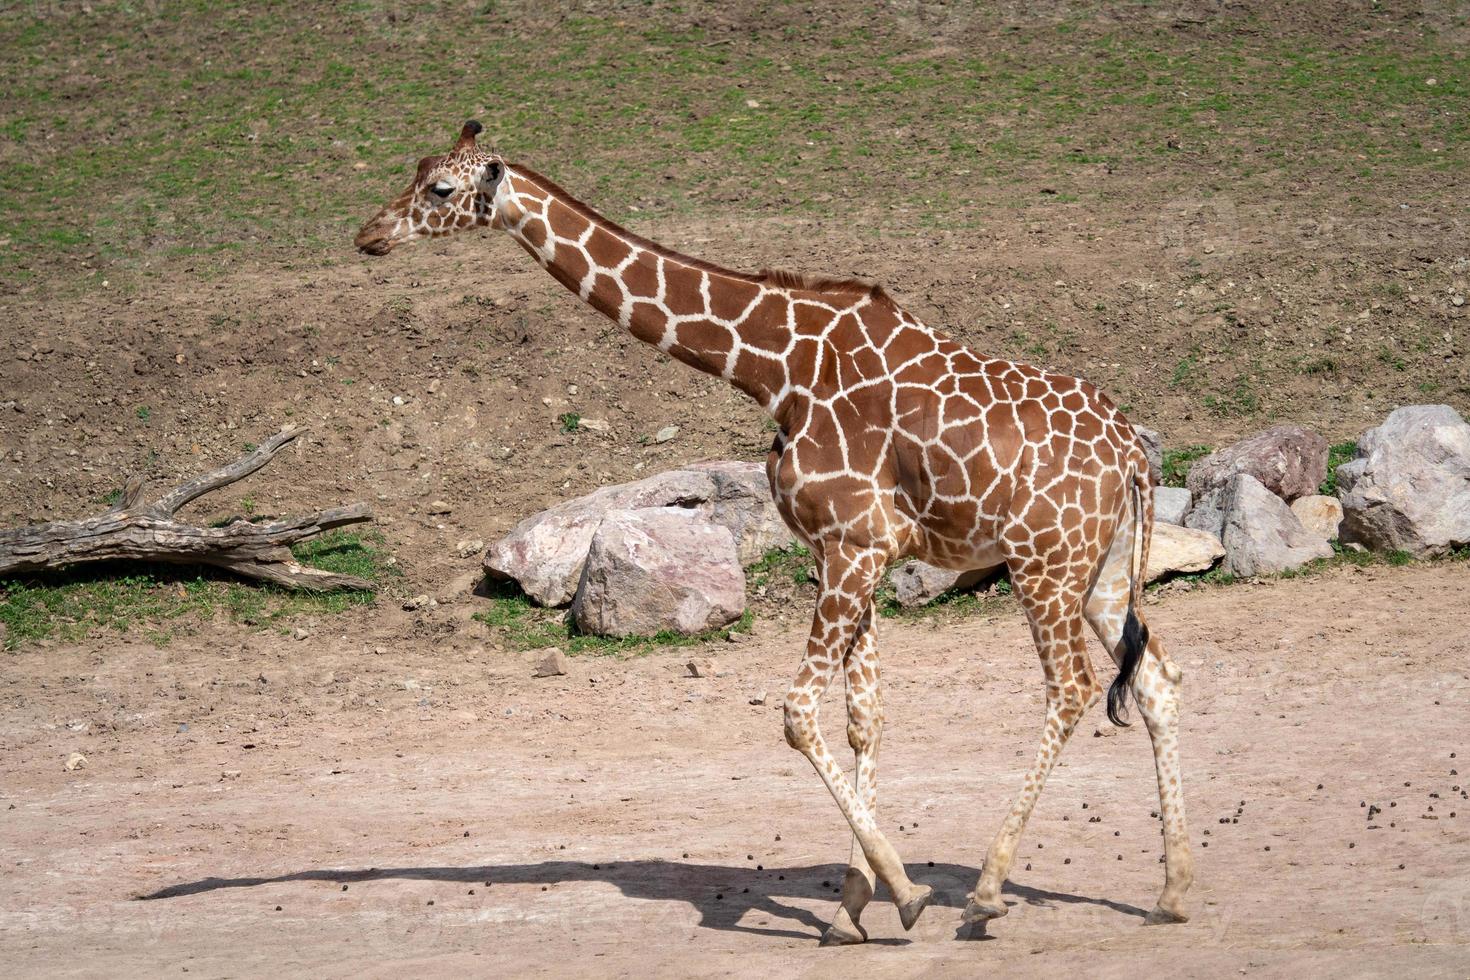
[787,545,931,940]
[822,615,883,947]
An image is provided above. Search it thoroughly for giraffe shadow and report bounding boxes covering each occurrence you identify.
[138,859,1147,942]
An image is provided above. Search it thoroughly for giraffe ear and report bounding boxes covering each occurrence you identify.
[456,119,483,150]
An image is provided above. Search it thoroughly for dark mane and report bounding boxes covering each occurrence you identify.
[757,267,886,300]
[511,164,892,305]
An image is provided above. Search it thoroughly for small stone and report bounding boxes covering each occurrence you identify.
[427,500,452,515]
[291,627,310,641]
[653,425,680,444]
[748,691,768,706]
[534,648,569,678]
[403,594,432,611]
[577,417,611,433]
[455,538,486,559]
[64,752,87,772]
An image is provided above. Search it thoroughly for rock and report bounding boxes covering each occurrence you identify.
[1290,495,1344,541]
[748,691,768,706]
[291,627,310,641]
[427,500,452,515]
[64,753,87,772]
[1186,425,1329,506]
[1154,486,1192,526]
[887,561,990,608]
[1135,426,1164,486]
[485,461,793,605]
[403,594,433,611]
[654,425,679,444]
[577,417,610,433]
[1214,474,1333,577]
[1337,405,1470,557]
[1146,523,1225,582]
[686,658,713,678]
[571,509,746,637]
[533,648,568,678]
[455,538,486,559]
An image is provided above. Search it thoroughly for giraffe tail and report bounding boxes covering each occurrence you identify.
[1106,465,1153,727]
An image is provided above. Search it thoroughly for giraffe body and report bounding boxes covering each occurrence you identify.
[356,122,1194,942]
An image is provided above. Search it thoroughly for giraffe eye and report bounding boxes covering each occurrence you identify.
[429,182,454,199]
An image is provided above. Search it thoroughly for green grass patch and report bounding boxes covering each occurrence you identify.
[0,530,390,650]
[1318,440,1359,496]
[1161,445,1212,488]
[746,542,814,589]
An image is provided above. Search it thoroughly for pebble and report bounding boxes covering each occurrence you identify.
[402,594,434,611]
[427,500,452,515]
[63,752,87,772]
[455,538,486,558]
[748,691,767,706]
[653,424,679,444]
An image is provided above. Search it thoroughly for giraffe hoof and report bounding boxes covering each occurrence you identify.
[897,884,933,931]
[819,920,868,946]
[1144,904,1189,926]
[960,897,1009,924]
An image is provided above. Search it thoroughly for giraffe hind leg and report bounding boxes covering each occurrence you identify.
[966,559,1102,926]
[1084,521,1194,924]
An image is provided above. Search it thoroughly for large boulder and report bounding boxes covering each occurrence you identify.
[1214,474,1333,577]
[571,508,746,637]
[1290,494,1344,541]
[1186,425,1329,505]
[1336,405,1470,557]
[1155,486,1193,526]
[1146,523,1225,582]
[485,461,793,605]
[887,561,992,608]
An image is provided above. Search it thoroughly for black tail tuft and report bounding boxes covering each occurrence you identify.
[1107,608,1149,726]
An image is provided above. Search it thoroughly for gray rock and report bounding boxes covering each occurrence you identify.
[571,509,746,637]
[485,461,793,605]
[533,647,568,678]
[1337,404,1470,557]
[1154,486,1192,526]
[1215,474,1333,577]
[1187,425,1329,503]
[1135,426,1164,486]
[1290,495,1344,541]
[887,561,991,608]
[1146,523,1224,582]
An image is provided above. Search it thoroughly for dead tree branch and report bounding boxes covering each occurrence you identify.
[0,427,375,591]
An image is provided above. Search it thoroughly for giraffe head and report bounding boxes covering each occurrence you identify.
[354,120,506,255]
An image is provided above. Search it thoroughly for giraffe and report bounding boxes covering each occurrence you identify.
[355,121,1194,944]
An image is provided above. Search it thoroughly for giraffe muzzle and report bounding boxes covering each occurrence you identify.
[354,226,396,256]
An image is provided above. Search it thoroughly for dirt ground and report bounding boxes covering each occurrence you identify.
[2,562,1468,977]
[3,3,1469,976]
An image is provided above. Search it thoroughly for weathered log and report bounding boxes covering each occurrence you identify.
[0,427,375,591]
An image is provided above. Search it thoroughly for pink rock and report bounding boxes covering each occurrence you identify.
[1186,425,1329,505]
[484,462,792,606]
[571,509,746,638]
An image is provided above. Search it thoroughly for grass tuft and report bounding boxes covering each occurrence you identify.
[0,530,392,650]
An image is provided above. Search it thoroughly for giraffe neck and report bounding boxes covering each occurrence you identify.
[495,167,794,409]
